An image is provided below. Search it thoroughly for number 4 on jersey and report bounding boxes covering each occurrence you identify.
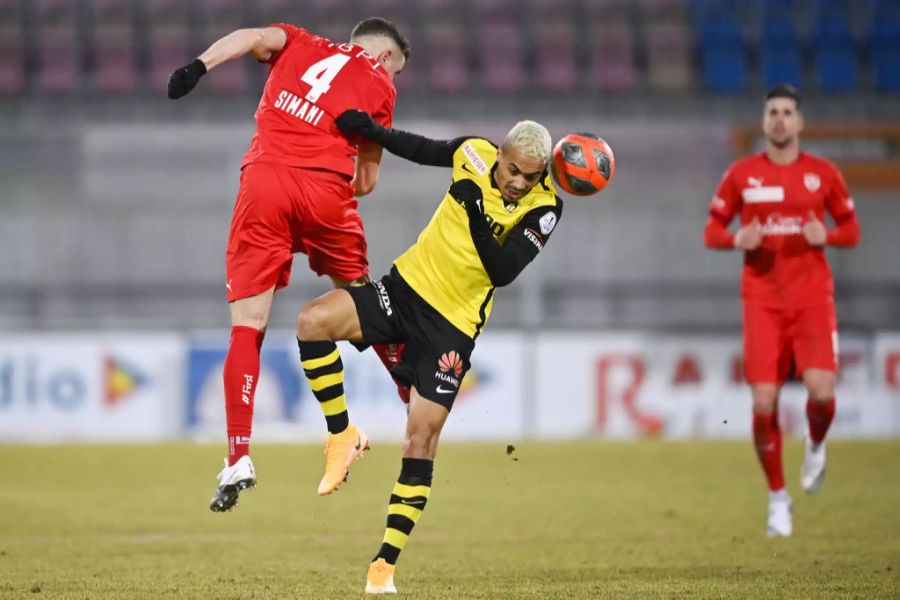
[301,54,351,103]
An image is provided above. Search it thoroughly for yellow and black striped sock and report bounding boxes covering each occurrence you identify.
[374,458,433,565]
[298,340,348,434]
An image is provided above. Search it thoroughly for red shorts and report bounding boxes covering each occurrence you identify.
[225,163,368,302]
[742,300,838,385]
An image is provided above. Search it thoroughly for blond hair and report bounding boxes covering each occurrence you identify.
[502,120,552,160]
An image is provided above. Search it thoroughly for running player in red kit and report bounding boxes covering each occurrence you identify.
[166,18,411,511]
[704,85,860,537]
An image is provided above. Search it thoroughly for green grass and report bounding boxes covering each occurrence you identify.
[1,440,898,598]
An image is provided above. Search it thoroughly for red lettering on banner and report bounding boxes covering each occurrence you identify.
[886,352,900,388]
[731,355,744,384]
[836,350,861,383]
[672,354,702,385]
[595,355,663,436]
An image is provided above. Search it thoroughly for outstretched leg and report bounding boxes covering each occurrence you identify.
[366,391,449,594]
[210,286,274,512]
[297,289,369,495]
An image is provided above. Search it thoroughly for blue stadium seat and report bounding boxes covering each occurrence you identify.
[813,0,849,17]
[690,0,739,20]
[760,15,803,89]
[814,15,859,92]
[699,14,747,92]
[870,17,900,92]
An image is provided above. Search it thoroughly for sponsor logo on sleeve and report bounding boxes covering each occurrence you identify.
[523,228,544,251]
[462,143,489,175]
[539,211,557,235]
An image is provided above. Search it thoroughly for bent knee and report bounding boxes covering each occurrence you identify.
[296,302,332,340]
[805,377,835,400]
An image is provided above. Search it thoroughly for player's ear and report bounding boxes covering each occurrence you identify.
[377,48,392,65]
[797,112,805,135]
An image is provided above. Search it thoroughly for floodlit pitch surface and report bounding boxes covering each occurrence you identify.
[1,441,898,598]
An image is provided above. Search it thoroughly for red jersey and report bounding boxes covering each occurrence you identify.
[705,152,860,309]
[241,24,397,178]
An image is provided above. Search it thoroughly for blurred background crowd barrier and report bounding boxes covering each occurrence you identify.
[1,0,898,443]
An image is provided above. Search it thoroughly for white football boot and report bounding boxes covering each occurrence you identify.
[767,489,792,537]
[801,435,826,494]
[209,455,256,512]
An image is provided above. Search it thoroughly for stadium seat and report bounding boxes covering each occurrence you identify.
[0,36,25,96]
[645,21,693,91]
[689,0,739,22]
[87,0,138,95]
[588,19,637,92]
[813,0,850,17]
[870,17,900,92]
[198,0,249,95]
[813,15,859,92]
[698,13,747,93]
[0,0,24,95]
[93,34,138,95]
[424,21,468,95]
[478,21,527,94]
[35,0,82,95]
[761,0,796,17]
[760,15,803,89]
[534,21,579,94]
[638,0,687,22]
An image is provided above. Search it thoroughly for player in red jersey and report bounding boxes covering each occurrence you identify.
[166,18,411,512]
[704,85,860,537]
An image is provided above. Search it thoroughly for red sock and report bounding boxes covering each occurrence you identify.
[372,343,410,404]
[752,411,785,491]
[224,326,264,466]
[806,397,836,445]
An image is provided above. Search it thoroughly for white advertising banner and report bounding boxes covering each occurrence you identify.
[186,330,525,442]
[534,332,896,440]
[0,333,184,442]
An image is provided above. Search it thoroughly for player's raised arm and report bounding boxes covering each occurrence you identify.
[167,27,287,99]
[449,179,563,287]
[336,110,467,168]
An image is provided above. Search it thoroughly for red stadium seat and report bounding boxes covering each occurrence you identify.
[478,21,527,94]
[588,19,637,92]
[535,21,579,94]
[645,21,693,90]
[424,21,469,95]
[0,36,25,96]
[36,0,82,95]
[88,0,138,95]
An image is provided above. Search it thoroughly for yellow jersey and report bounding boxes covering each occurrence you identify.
[394,137,561,338]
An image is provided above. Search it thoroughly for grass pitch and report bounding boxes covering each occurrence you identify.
[1,440,898,599]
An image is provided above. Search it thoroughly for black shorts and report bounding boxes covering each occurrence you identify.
[346,266,475,410]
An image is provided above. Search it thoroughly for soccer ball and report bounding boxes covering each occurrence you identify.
[550,133,615,196]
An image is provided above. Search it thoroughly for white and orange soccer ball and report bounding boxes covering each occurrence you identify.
[550,133,615,196]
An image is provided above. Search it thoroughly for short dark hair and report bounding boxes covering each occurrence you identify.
[350,17,410,60]
[765,84,801,110]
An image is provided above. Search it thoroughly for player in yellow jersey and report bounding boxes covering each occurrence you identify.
[294,110,562,594]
